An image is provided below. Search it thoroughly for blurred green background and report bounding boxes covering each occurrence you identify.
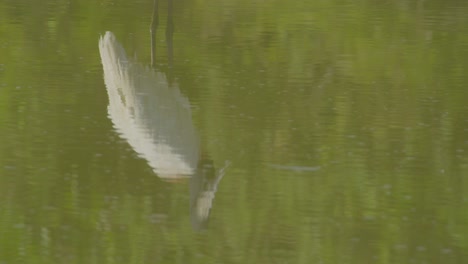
[0,0,467,263]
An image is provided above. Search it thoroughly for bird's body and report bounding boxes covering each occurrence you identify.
[99,31,199,179]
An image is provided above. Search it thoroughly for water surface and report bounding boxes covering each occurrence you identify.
[0,0,467,263]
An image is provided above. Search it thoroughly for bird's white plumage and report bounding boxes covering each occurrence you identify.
[99,31,199,178]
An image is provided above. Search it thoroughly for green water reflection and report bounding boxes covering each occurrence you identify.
[0,0,467,263]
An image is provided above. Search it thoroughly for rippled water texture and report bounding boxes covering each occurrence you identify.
[0,0,467,263]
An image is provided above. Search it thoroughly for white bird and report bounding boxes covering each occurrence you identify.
[99,31,200,179]
[99,30,230,230]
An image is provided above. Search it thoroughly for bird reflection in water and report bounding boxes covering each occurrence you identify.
[98,0,229,230]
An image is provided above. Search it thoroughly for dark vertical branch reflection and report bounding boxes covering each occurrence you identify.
[166,0,174,68]
[150,0,159,67]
